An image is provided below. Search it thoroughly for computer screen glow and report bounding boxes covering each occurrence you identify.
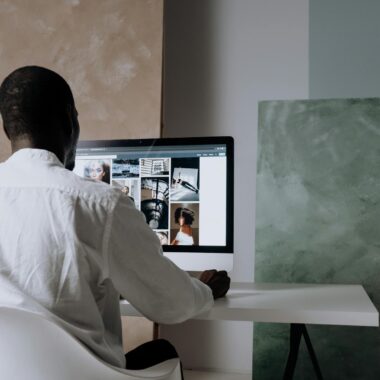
[75,137,233,255]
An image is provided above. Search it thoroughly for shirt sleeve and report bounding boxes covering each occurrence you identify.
[106,193,214,324]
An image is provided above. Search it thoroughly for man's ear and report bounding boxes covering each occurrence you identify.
[65,104,80,141]
[66,104,75,137]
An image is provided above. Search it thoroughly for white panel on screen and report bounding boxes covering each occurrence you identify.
[199,157,227,246]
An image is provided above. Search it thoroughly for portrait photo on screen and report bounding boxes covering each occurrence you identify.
[170,203,199,246]
[74,159,111,184]
[141,177,169,229]
[170,158,200,202]
[112,159,139,178]
[141,158,170,176]
[112,179,140,209]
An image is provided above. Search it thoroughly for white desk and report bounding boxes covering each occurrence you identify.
[120,282,378,326]
[120,282,379,379]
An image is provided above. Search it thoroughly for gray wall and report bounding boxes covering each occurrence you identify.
[310,0,380,98]
[162,0,308,373]
[164,0,380,376]
[163,0,308,282]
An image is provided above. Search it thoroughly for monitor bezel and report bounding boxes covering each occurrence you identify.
[76,136,234,254]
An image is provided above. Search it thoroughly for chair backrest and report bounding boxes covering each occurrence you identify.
[0,307,181,380]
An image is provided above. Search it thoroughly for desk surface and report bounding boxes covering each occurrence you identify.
[120,282,379,327]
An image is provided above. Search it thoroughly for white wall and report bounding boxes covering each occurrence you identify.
[310,0,380,99]
[162,0,309,373]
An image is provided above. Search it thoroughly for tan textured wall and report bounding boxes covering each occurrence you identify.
[122,316,155,353]
[0,0,164,162]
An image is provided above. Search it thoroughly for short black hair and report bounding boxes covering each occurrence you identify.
[100,161,110,184]
[0,66,74,140]
[174,207,195,225]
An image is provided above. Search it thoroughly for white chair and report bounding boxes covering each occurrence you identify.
[0,307,182,380]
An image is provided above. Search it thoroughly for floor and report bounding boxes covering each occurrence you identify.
[183,370,251,380]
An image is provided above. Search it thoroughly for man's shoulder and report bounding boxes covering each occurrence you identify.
[0,159,123,209]
[59,168,121,204]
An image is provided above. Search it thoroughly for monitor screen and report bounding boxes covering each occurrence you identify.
[75,137,234,271]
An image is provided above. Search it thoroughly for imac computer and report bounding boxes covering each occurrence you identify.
[74,136,234,271]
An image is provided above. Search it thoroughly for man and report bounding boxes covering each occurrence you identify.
[0,66,230,370]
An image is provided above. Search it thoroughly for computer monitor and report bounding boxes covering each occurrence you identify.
[74,136,234,271]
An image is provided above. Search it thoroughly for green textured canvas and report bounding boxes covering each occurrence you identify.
[254,98,380,379]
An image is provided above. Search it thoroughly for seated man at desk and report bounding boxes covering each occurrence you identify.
[0,66,230,371]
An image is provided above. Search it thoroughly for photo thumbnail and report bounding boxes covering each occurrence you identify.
[141,158,170,176]
[171,158,200,201]
[112,159,139,178]
[155,231,169,246]
[112,179,140,209]
[74,158,111,184]
[170,203,199,246]
[141,177,169,229]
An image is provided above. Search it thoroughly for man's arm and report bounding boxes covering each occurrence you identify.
[106,194,214,324]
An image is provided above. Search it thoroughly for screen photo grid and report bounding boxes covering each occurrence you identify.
[75,156,201,246]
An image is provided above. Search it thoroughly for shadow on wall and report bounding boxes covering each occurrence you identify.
[163,0,219,137]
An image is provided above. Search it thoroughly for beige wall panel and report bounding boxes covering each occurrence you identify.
[122,316,155,353]
[0,0,164,162]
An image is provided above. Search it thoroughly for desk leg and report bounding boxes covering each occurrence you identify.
[300,324,323,380]
[283,323,302,380]
[283,324,323,380]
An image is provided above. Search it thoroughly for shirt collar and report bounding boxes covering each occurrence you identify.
[6,148,64,168]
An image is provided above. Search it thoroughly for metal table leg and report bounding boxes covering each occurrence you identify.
[283,323,324,380]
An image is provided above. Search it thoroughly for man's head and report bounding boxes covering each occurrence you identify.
[0,66,80,170]
[174,207,195,226]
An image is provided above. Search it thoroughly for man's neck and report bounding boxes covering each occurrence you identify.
[11,137,65,165]
[11,137,35,152]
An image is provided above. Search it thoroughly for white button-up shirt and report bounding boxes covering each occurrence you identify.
[0,149,213,368]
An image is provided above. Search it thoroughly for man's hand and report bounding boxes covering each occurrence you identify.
[199,269,231,299]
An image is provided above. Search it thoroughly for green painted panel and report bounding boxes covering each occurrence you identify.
[254,98,380,380]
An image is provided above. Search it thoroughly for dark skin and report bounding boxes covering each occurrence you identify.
[4,104,80,170]
[199,269,231,299]
[4,102,231,299]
